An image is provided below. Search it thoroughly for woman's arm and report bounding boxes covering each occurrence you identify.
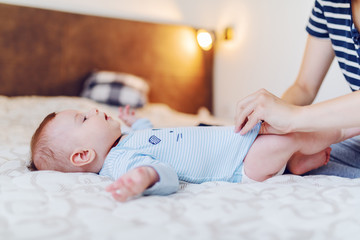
[282,35,335,105]
[234,35,347,135]
[235,89,360,135]
[295,91,360,131]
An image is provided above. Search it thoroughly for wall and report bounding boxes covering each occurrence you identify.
[1,0,350,120]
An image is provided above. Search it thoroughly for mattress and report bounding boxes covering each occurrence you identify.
[1,96,360,240]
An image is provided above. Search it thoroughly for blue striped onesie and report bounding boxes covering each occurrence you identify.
[307,0,360,90]
[99,119,261,196]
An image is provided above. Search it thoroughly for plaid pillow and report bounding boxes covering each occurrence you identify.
[81,71,149,108]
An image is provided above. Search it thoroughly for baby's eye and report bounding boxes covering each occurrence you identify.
[83,116,88,122]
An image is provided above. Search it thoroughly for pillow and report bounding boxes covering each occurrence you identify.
[80,71,149,108]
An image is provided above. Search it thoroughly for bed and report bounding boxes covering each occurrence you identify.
[1,3,360,240]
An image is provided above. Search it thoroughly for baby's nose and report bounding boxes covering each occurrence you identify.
[89,108,99,116]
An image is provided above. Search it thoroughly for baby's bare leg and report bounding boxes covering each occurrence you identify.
[244,134,299,182]
[243,128,360,182]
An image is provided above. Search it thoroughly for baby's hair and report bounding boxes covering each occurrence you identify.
[29,112,56,171]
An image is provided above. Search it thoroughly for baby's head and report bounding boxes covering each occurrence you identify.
[30,108,122,173]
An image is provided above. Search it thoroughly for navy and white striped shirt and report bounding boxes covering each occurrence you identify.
[306,0,360,90]
[99,119,260,196]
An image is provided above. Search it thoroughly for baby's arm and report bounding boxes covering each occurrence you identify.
[118,105,138,126]
[106,166,159,202]
[118,105,153,130]
[105,159,179,201]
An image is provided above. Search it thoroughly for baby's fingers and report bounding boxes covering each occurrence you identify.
[106,175,142,202]
[105,183,118,193]
[108,180,131,202]
[124,105,130,114]
[111,190,127,202]
[118,106,124,118]
[112,187,135,202]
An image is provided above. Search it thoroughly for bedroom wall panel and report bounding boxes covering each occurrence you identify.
[0,3,213,114]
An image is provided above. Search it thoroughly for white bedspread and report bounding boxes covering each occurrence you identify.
[1,96,360,240]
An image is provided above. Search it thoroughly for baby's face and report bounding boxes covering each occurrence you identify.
[48,108,122,161]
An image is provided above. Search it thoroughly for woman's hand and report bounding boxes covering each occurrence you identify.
[234,89,301,135]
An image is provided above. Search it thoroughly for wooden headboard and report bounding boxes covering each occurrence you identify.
[0,3,214,114]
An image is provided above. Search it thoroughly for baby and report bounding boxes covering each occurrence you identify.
[29,105,360,202]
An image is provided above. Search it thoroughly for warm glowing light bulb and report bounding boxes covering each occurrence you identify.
[197,29,213,51]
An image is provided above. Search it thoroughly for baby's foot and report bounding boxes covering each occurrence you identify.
[286,147,331,175]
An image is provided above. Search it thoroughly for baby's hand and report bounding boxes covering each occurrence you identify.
[105,166,159,202]
[118,105,138,126]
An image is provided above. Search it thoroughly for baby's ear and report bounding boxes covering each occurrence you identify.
[70,148,96,166]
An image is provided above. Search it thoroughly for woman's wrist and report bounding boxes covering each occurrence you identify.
[289,105,310,132]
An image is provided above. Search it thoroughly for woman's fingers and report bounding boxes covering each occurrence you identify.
[239,112,261,135]
[235,89,268,134]
[234,89,296,135]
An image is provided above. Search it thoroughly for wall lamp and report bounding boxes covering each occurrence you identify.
[197,29,214,51]
[196,27,234,51]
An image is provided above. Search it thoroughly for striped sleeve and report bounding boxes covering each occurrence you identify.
[126,154,179,196]
[306,0,329,38]
[104,149,179,196]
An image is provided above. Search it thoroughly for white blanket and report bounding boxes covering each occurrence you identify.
[1,96,360,240]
